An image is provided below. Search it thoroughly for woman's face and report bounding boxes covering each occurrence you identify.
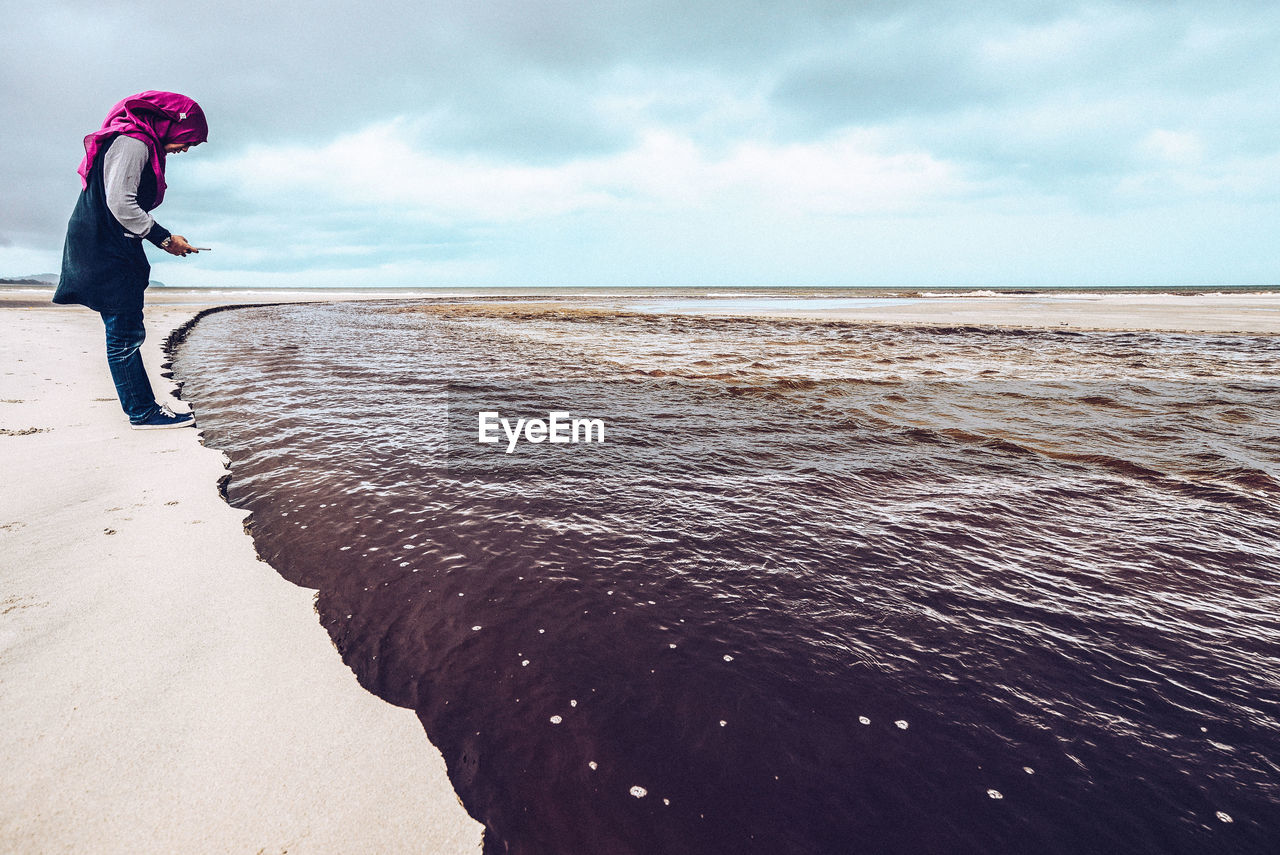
[164,142,195,154]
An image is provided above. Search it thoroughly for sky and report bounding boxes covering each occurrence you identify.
[1,0,1277,288]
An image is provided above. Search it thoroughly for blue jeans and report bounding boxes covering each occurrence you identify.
[101,310,159,423]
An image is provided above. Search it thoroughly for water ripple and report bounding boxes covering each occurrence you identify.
[174,300,1280,855]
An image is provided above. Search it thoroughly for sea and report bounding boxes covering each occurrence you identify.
[170,293,1280,854]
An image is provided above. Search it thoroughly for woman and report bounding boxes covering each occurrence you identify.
[54,91,208,429]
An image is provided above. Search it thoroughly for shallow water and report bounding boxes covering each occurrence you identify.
[173,300,1280,854]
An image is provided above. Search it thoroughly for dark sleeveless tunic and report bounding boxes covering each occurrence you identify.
[54,135,159,314]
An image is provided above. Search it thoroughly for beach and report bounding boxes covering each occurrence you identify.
[0,288,483,854]
[3,285,1278,854]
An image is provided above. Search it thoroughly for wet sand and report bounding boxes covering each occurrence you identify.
[0,288,483,853]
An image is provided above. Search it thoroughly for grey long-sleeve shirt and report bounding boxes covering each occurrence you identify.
[103,135,171,246]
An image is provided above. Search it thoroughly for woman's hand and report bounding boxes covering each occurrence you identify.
[164,235,199,256]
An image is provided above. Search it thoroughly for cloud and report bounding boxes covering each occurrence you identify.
[2,0,1278,285]
[205,119,961,217]
[156,119,966,285]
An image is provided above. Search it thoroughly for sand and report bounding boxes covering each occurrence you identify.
[664,291,1280,334]
[0,290,483,854]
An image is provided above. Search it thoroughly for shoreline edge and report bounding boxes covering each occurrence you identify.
[0,295,484,853]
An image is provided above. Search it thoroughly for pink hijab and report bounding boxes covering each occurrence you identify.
[78,91,209,208]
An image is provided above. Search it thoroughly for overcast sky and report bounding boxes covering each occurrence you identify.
[2,0,1277,287]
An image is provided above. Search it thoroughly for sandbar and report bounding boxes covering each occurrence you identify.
[627,290,1280,334]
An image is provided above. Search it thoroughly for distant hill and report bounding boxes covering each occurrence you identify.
[0,273,58,285]
[0,274,167,287]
